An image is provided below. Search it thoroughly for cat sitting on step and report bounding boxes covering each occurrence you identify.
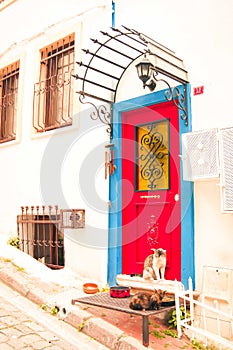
[142,248,166,281]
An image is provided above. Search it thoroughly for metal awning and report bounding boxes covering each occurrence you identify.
[74,25,189,104]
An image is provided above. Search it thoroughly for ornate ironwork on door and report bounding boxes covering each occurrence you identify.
[146,215,160,248]
[136,120,169,191]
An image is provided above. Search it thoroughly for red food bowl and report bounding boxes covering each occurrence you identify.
[110,286,130,298]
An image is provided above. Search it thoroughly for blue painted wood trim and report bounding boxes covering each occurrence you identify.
[179,84,195,289]
[108,86,195,288]
[107,111,122,286]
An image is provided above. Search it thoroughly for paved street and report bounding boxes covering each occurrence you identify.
[0,281,108,350]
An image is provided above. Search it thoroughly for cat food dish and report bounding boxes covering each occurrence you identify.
[83,283,99,294]
[110,286,130,298]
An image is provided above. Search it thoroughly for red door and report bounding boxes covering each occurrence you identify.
[122,100,181,280]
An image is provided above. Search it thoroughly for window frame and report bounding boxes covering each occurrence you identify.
[0,60,19,143]
[33,33,75,133]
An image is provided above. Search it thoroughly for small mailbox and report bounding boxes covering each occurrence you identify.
[61,209,85,229]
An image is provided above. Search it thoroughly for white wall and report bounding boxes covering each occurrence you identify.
[0,0,112,283]
[115,0,233,128]
[194,180,233,289]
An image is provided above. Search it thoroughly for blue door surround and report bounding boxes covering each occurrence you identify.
[107,84,194,289]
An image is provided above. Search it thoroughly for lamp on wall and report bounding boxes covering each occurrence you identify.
[135,53,189,126]
[135,55,156,91]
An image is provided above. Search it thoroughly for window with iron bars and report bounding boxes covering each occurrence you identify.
[33,33,75,132]
[17,206,64,269]
[0,61,19,143]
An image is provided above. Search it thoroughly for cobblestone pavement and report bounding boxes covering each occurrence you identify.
[0,281,108,350]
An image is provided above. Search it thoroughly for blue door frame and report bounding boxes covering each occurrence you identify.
[107,84,194,289]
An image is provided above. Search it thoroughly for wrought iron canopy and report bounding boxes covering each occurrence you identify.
[74,25,188,103]
[73,26,189,133]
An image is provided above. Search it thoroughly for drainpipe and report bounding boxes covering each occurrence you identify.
[112,1,115,28]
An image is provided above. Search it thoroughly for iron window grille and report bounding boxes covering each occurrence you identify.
[17,205,64,268]
[33,33,75,132]
[17,206,85,268]
[0,61,19,143]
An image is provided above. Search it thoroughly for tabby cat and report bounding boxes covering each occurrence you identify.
[129,289,166,311]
